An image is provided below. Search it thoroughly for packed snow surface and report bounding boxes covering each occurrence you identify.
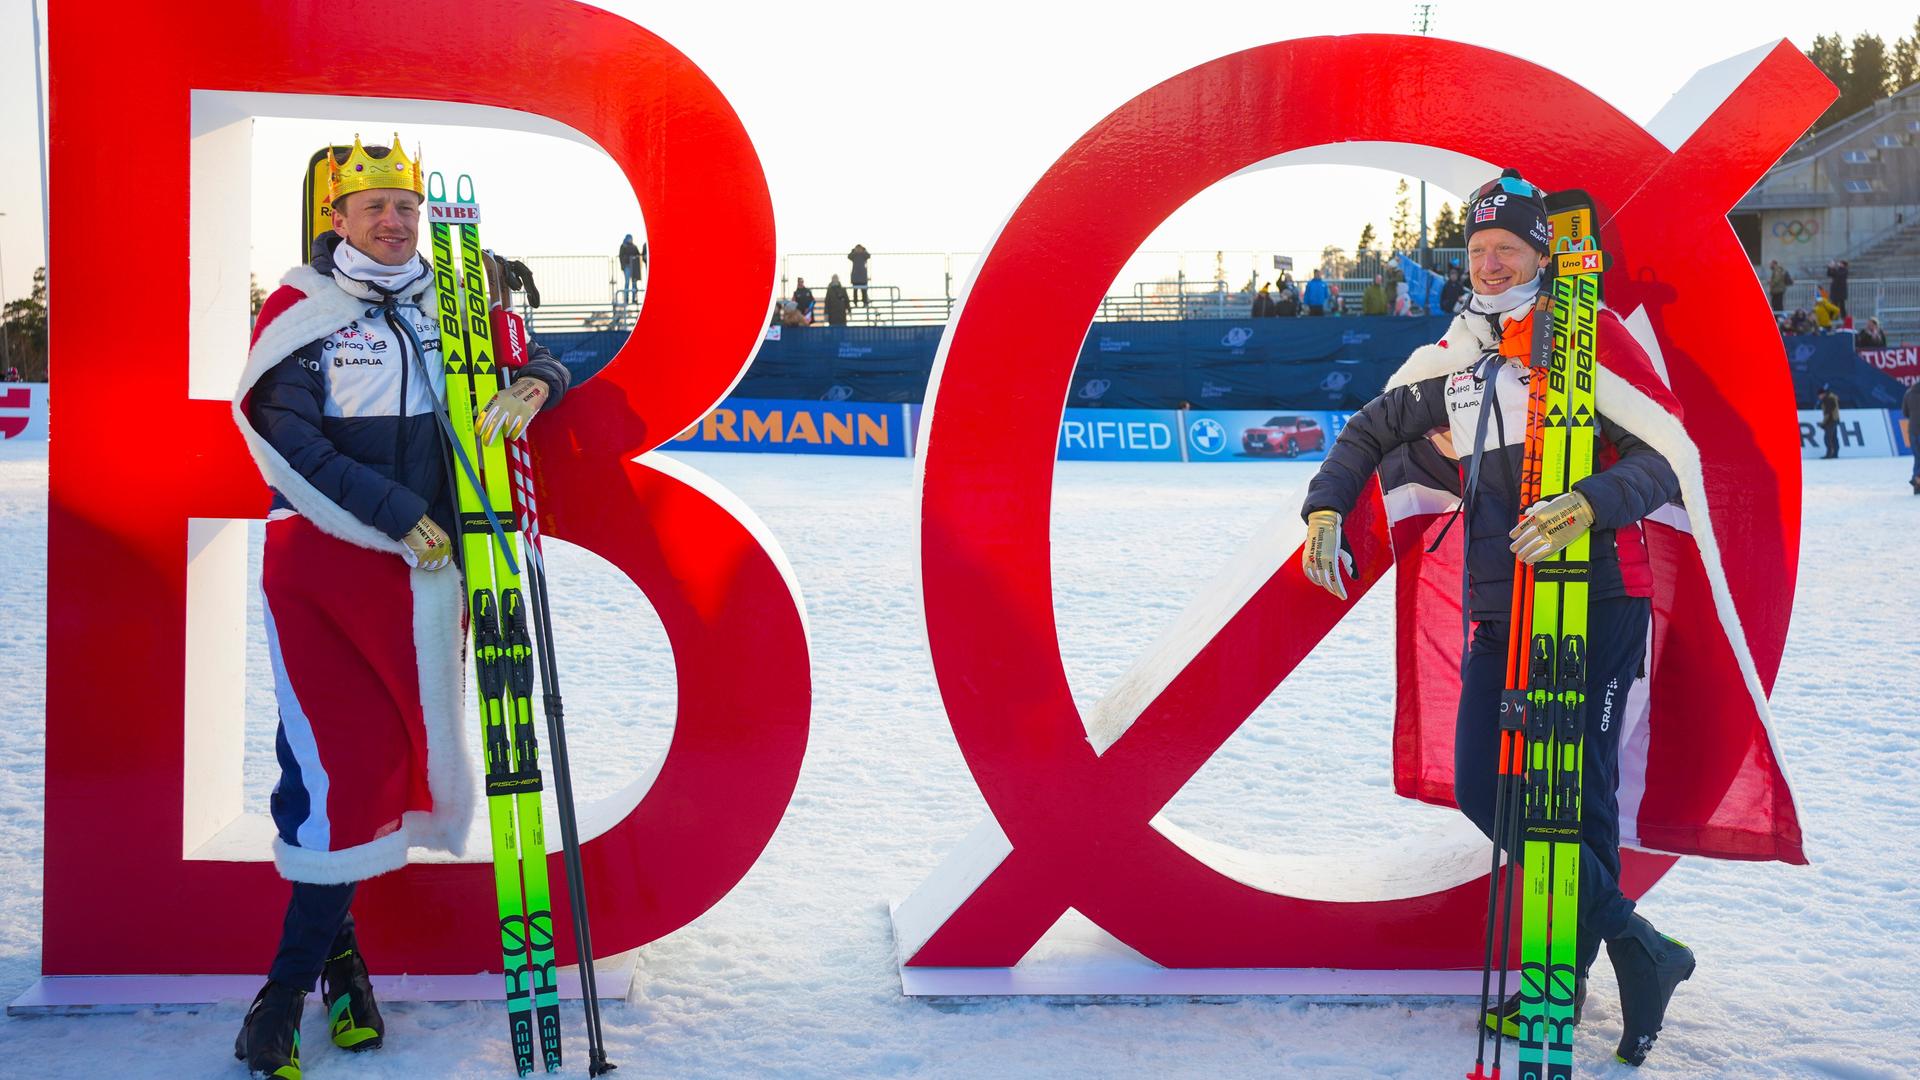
[1,439,1915,1078]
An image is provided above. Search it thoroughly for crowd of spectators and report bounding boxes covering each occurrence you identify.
[774,245,872,329]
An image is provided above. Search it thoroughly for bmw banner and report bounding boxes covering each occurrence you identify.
[1057,409,1185,462]
[1180,409,1349,461]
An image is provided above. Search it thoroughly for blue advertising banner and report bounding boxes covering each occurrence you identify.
[1179,409,1350,461]
[1891,408,1914,456]
[1782,333,1907,409]
[550,317,1449,411]
[669,398,910,457]
[1069,317,1449,411]
[1057,409,1184,461]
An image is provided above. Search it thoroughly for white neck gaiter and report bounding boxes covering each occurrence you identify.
[333,241,428,296]
[1468,271,1544,316]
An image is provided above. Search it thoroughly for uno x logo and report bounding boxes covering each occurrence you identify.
[46,0,806,977]
[905,35,1826,969]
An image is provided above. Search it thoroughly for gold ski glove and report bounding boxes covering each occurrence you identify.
[1302,509,1355,600]
[401,515,453,571]
[1509,490,1595,565]
[478,377,549,444]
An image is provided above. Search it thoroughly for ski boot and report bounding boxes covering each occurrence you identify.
[322,927,385,1052]
[1607,913,1696,1066]
[234,981,305,1080]
[1482,977,1586,1039]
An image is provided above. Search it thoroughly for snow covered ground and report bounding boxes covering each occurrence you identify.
[1,437,1917,1078]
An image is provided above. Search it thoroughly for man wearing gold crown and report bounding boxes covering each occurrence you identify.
[228,135,571,1079]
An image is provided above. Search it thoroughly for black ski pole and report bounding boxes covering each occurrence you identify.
[500,352,616,1076]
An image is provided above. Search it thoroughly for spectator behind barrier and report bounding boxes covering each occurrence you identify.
[1362,274,1388,316]
[1303,270,1328,316]
[1767,259,1792,313]
[618,233,643,305]
[1440,266,1467,315]
[848,244,871,307]
[1827,258,1850,321]
[792,277,815,324]
[1813,290,1841,332]
[1857,317,1889,350]
[1275,275,1300,317]
[824,275,851,327]
[1252,282,1276,318]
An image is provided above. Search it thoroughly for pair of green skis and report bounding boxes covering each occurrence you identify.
[1471,190,1603,1080]
[426,173,614,1077]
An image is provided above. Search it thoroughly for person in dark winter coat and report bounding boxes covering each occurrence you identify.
[1251,282,1276,318]
[1439,265,1467,315]
[618,233,643,305]
[1299,168,1695,1064]
[1827,259,1850,320]
[1856,317,1888,349]
[1767,259,1792,313]
[1275,275,1301,317]
[231,135,571,1080]
[1818,384,1842,458]
[848,244,871,306]
[1904,380,1920,494]
[792,278,816,323]
[824,274,851,326]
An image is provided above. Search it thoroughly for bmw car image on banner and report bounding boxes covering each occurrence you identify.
[1181,409,1348,461]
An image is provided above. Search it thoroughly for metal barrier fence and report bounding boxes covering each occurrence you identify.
[1770,277,1920,342]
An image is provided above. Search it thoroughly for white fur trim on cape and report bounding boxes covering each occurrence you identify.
[1379,307,1801,855]
[235,264,413,555]
[270,551,473,883]
[245,265,475,881]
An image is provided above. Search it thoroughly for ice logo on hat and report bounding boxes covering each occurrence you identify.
[1474,196,1501,223]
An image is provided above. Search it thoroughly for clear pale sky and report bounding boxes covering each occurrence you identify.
[0,0,1913,306]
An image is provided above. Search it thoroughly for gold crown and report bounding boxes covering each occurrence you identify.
[328,133,424,203]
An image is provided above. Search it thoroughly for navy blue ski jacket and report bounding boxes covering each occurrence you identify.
[1304,308,1680,619]
[246,234,571,540]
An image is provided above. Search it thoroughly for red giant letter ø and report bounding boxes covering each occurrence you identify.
[46,0,807,976]
[905,36,1824,971]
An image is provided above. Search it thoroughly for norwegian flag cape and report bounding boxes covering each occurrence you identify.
[233,266,475,884]
[1375,308,1806,864]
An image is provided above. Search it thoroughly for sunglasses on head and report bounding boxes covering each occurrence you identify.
[1472,175,1543,202]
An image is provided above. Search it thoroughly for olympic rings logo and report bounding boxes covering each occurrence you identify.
[1773,219,1820,242]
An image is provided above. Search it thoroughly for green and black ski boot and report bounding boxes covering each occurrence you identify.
[234,980,305,1079]
[322,929,385,1052]
[1608,913,1697,1066]
[1482,976,1586,1039]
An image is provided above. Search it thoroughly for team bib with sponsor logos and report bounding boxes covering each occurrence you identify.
[319,309,447,420]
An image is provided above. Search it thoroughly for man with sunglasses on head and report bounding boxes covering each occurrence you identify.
[1297,169,1698,1067]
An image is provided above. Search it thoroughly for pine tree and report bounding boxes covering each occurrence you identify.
[1808,33,1850,131]
[2,267,49,382]
[1842,33,1891,119]
[1391,179,1418,256]
[1320,245,1352,280]
[1891,19,1919,93]
[250,273,266,322]
[1433,202,1465,249]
